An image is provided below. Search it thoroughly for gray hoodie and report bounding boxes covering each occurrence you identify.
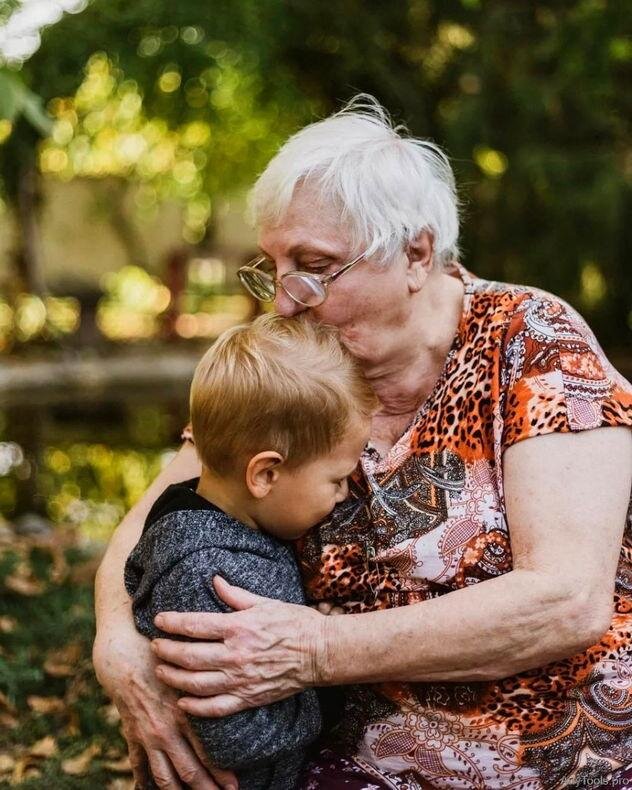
[124,478,322,790]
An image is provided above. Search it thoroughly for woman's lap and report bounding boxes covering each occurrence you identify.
[299,750,632,790]
[298,748,431,790]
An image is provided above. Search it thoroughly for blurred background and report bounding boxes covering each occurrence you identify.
[0,0,630,786]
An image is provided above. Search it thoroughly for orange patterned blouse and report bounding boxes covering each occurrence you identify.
[297,263,632,790]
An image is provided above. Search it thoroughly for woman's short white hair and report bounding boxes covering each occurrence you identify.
[248,94,460,266]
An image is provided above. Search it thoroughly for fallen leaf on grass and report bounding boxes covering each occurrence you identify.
[4,574,44,596]
[65,708,81,736]
[0,690,16,713]
[102,755,131,773]
[61,743,101,775]
[27,695,65,714]
[0,754,15,774]
[107,779,135,790]
[100,703,121,726]
[10,756,27,785]
[44,643,83,677]
[28,736,58,758]
[0,712,18,729]
[0,616,16,633]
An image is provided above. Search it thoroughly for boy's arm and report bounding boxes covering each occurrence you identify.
[141,549,322,771]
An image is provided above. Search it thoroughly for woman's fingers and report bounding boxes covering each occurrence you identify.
[151,639,228,670]
[150,735,226,790]
[180,716,239,790]
[154,611,229,640]
[156,665,229,696]
[178,692,250,718]
[127,740,151,788]
[146,749,182,789]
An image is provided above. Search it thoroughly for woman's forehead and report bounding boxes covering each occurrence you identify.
[258,205,350,255]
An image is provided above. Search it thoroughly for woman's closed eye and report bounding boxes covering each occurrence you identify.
[298,258,334,272]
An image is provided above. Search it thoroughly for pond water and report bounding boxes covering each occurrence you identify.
[0,384,190,544]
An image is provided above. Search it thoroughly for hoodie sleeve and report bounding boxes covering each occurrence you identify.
[127,546,322,771]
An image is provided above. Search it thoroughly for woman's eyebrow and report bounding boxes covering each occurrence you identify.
[289,243,337,257]
[257,242,339,258]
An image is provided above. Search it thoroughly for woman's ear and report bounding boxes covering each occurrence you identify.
[405,229,434,292]
[245,451,285,498]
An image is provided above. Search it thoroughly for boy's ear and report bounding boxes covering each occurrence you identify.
[245,451,285,499]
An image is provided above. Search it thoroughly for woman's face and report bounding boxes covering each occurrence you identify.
[257,186,417,364]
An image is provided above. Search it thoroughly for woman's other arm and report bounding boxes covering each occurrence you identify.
[93,442,238,790]
[151,425,631,717]
[319,424,631,684]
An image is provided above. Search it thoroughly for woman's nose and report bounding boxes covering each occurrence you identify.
[274,289,306,318]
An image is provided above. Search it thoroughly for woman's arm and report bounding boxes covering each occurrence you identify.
[93,442,238,790]
[150,425,631,717]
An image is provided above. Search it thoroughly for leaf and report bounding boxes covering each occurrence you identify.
[26,695,65,714]
[44,643,83,677]
[28,736,58,758]
[0,754,15,774]
[0,70,52,134]
[61,743,101,776]
[107,779,135,790]
[4,573,44,596]
[102,755,131,773]
[10,756,27,785]
[100,703,121,726]
[0,616,16,633]
[0,690,16,713]
[0,712,18,729]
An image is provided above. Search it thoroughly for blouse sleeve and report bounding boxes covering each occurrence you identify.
[498,292,632,452]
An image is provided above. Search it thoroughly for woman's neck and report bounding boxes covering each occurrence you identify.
[363,269,464,418]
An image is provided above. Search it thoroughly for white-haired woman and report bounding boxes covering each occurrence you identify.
[93,97,632,790]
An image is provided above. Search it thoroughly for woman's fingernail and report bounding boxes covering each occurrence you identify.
[154,614,164,627]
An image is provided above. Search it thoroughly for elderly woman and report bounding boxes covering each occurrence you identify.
[93,97,632,790]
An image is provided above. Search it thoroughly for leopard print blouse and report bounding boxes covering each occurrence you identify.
[297,263,632,790]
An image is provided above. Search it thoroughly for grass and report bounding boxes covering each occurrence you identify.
[0,529,132,788]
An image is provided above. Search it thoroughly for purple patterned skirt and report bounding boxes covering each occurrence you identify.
[299,750,632,790]
[298,748,432,790]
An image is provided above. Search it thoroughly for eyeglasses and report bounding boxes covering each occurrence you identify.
[237,250,366,308]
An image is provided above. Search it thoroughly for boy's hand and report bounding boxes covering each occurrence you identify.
[313,602,345,616]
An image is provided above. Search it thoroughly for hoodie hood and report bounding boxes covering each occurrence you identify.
[124,478,287,605]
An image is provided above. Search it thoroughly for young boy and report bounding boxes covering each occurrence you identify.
[124,313,376,790]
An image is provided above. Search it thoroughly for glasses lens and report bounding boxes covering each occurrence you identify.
[238,268,275,301]
[281,273,327,307]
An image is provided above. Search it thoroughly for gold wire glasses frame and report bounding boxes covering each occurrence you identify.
[237,250,367,308]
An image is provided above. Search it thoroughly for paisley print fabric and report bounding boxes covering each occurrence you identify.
[297,264,632,789]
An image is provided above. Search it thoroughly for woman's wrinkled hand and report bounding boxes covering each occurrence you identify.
[92,626,238,790]
[151,576,329,718]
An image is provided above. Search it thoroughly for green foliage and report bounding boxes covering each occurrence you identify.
[0,71,51,133]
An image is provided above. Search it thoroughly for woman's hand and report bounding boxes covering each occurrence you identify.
[92,625,238,789]
[151,577,328,718]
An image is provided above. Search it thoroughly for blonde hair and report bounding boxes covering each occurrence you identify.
[190,313,378,476]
